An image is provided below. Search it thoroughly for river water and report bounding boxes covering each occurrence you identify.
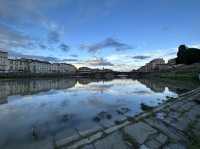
[0,78,198,149]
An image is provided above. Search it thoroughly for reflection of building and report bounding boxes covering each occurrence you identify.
[138,78,199,94]
[0,50,8,72]
[138,79,165,92]
[0,79,77,104]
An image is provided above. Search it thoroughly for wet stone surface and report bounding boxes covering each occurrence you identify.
[56,88,200,149]
[123,122,157,144]
[94,131,130,149]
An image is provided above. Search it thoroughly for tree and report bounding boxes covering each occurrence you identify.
[176,45,200,65]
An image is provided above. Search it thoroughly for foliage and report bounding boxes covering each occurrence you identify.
[176,45,200,65]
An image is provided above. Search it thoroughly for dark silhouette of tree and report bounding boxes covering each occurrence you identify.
[176,45,200,65]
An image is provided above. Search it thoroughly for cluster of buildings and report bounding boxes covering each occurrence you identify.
[138,58,176,72]
[0,50,77,74]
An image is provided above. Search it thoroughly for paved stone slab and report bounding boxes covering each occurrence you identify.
[145,139,161,149]
[56,134,80,148]
[67,138,90,149]
[155,133,168,144]
[76,121,102,137]
[193,120,200,136]
[123,122,157,144]
[144,118,186,141]
[63,131,104,149]
[163,143,187,149]
[104,121,130,134]
[169,101,184,112]
[57,88,200,149]
[81,144,95,149]
[87,131,104,143]
[140,144,150,149]
[179,101,196,112]
[163,104,200,132]
[94,131,129,149]
[185,105,200,121]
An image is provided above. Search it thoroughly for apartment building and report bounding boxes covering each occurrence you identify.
[0,50,8,72]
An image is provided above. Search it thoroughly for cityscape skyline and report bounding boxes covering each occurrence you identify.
[0,0,200,71]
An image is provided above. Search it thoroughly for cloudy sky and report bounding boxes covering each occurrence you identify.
[0,0,200,71]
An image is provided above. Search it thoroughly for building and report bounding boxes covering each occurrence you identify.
[8,58,30,72]
[138,58,165,72]
[51,63,59,73]
[0,50,8,72]
[156,64,174,71]
[0,50,77,75]
[29,60,51,74]
[58,63,77,74]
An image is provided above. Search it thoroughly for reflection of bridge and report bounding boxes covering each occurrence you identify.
[77,71,143,78]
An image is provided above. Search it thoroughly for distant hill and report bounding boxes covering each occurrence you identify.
[176,45,200,65]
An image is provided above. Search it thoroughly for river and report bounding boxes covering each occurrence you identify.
[0,78,199,149]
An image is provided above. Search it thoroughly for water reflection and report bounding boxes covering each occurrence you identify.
[0,79,77,104]
[0,78,199,149]
[138,78,199,94]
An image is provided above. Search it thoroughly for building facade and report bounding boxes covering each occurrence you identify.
[51,63,59,73]
[0,50,8,72]
[0,50,77,74]
[29,60,51,74]
[138,58,165,72]
[58,63,77,74]
[8,58,30,72]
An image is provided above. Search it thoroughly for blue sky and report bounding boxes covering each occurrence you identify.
[0,0,200,71]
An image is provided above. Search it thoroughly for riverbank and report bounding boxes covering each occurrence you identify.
[0,72,78,79]
[0,72,116,79]
[139,63,200,81]
[55,87,200,149]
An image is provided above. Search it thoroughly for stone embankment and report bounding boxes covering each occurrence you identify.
[55,88,200,149]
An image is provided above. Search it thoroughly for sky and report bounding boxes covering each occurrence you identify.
[0,0,200,71]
